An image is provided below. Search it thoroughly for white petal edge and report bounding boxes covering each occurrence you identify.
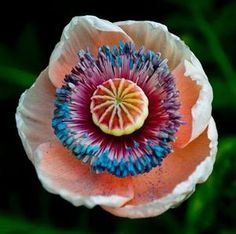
[15,69,56,163]
[103,117,218,218]
[52,15,126,61]
[115,20,191,70]
[185,53,213,142]
[116,20,183,46]
[116,20,168,32]
[49,15,132,87]
[38,172,131,208]
[49,15,127,59]
[36,177,132,208]
[16,91,34,161]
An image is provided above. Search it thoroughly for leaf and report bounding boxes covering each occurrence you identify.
[214,2,236,35]
[0,214,85,234]
[0,65,35,88]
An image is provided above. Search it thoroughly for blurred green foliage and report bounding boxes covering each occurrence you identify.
[0,0,236,233]
[0,215,84,234]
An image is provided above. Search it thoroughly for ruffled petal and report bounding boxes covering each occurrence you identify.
[173,55,213,146]
[35,141,134,208]
[102,117,217,218]
[115,20,191,70]
[15,68,56,163]
[49,16,133,87]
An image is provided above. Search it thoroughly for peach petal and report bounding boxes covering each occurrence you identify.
[35,141,134,208]
[115,20,191,70]
[49,16,133,87]
[185,54,213,143]
[15,68,56,163]
[173,55,213,147]
[173,62,200,146]
[102,117,217,218]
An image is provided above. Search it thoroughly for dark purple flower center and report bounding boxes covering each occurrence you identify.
[52,41,182,178]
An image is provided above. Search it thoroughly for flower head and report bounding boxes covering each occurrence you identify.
[16,16,218,218]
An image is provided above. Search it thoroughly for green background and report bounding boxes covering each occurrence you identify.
[0,0,235,233]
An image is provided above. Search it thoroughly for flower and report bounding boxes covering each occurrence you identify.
[16,16,218,218]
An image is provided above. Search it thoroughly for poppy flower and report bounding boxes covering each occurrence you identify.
[16,16,218,218]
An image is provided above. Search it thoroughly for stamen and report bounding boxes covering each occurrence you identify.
[52,41,183,178]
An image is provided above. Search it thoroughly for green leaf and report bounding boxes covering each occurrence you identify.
[0,214,85,234]
[214,2,236,35]
[0,65,35,88]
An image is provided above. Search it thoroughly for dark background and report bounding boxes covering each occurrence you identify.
[0,0,236,233]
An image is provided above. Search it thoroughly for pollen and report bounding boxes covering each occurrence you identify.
[90,78,149,136]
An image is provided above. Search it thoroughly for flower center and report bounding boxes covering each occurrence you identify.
[52,41,183,178]
[90,78,149,136]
